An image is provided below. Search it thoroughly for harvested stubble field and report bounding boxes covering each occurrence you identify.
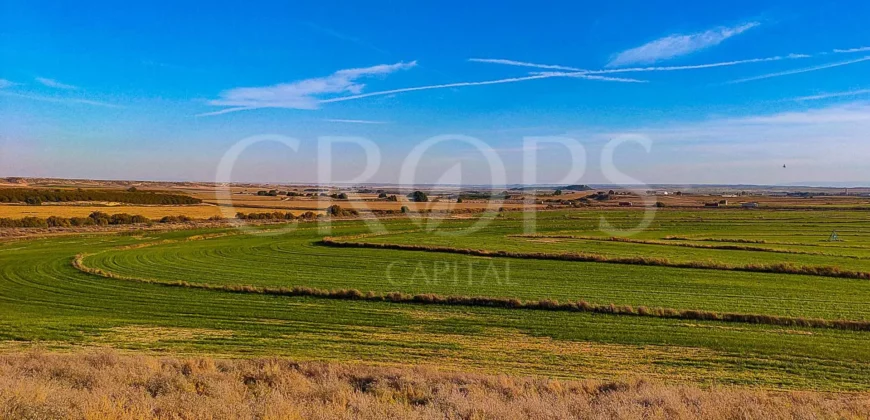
[0,203,214,220]
[0,203,312,220]
[2,208,870,417]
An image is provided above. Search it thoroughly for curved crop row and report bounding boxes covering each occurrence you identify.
[511,234,860,259]
[320,236,870,280]
[72,254,870,332]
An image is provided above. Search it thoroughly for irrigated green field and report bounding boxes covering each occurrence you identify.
[3,209,870,390]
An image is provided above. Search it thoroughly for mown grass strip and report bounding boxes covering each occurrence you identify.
[322,236,870,280]
[72,253,870,332]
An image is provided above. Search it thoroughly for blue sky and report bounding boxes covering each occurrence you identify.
[1,1,869,185]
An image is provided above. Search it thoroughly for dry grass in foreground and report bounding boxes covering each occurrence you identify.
[1,350,868,420]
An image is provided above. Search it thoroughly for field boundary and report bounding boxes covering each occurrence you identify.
[71,252,870,332]
[321,236,870,280]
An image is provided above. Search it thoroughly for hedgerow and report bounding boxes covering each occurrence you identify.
[0,188,201,205]
[0,212,152,228]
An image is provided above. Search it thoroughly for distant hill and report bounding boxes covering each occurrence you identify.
[561,184,593,191]
[509,184,593,192]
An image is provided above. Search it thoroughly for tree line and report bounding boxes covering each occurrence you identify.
[0,188,202,205]
[0,211,201,228]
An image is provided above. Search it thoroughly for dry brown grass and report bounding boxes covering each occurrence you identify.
[0,349,867,420]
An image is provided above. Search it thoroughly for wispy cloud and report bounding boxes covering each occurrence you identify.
[35,77,78,90]
[834,46,870,54]
[323,118,388,124]
[0,79,17,89]
[202,66,643,117]
[202,61,417,116]
[792,89,870,101]
[728,56,870,84]
[607,21,760,67]
[0,91,121,107]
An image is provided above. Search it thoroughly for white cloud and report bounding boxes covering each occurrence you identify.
[834,46,870,53]
[728,56,870,84]
[607,22,760,67]
[0,79,16,89]
[322,118,388,124]
[35,77,78,90]
[793,89,870,101]
[203,61,417,114]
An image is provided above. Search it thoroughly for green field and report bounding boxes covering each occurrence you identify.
[3,209,870,390]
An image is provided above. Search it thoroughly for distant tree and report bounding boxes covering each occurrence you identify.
[386,195,398,202]
[24,197,42,206]
[338,193,348,200]
[88,211,111,226]
[655,201,666,208]
[554,189,562,196]
[456,198,463,203]
[126,186,138,192]
[378,192,388,199]
[400,206,410,213]
[408,191,428,202]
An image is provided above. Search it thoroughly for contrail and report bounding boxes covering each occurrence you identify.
[728,56,870,84]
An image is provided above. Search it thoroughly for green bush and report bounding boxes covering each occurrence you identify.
[408,191,428,202]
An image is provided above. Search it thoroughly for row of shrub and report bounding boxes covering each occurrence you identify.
[0,188,201,205]
[235,211,301,220]
[664,236,768,244]
[234,205,359,221]
[369,207,489,215]
[0,212,198,228]
[71,254,870,332]
[320,237,870,280]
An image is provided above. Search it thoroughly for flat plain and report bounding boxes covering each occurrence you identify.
[2,208,870,393]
